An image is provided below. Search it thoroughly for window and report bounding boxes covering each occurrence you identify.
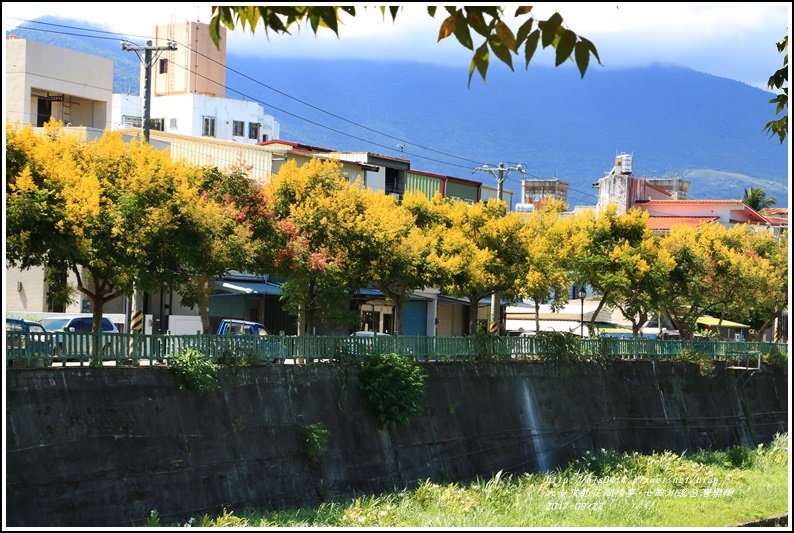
[203,116,216,137]
[233,120,245,137]
[169,118,178,130]
[159,58,168,74]
[150,118,165,132]
[248,122,260,140]
[122,115,142,128]
[46,264,67,312]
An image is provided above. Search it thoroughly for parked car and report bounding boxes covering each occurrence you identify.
[39,314,120,361]
[6,317,51,366]
[351,330,391,338]
[338,330,402,356]
[215,319,285,364]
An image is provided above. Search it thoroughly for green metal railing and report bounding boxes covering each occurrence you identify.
[5,330,789,368]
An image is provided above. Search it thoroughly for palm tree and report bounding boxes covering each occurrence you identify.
[742,187,777,211]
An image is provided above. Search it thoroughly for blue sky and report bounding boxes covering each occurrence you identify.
[3,2,790,91]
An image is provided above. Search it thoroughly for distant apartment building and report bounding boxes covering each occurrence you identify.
[517,178,570,213]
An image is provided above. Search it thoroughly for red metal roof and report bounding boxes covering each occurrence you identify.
[638,199,744,205]
[635,199,770,225]
[645,216,719,231]
[256,139,334,153]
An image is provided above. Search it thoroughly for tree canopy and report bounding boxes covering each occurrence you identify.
[6,120,204,346]
[6,122,787,341]
[208,5,602,86]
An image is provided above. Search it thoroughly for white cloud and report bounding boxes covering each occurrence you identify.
[3,2,790,90]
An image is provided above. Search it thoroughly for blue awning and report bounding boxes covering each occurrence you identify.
[212,280,282,295]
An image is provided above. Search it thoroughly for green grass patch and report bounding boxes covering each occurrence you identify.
[158,433,789,527]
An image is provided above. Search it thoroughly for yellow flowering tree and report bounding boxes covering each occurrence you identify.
[519,200,577,333]
[264,158,372,334]
[356,189,436,335]
[6,121,203,340]
[566,205,658,334]
[425,196,530,334]
[658,222,787,340]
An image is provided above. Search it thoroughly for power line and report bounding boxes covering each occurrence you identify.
[9,18,601,205]
[9,19,492,171]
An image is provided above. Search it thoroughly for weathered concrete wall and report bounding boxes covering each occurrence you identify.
[5,360,788,527]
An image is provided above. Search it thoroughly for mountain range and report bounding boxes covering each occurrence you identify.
[7,16,790,208]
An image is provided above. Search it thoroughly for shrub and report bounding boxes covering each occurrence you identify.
[534,331,583,375]
[358,353,427,429]
[168,348,220,395]
[296,422,331,465]
[762,347,787,368]
[725,445,755,468]
[471,329,512,362]
[675,347,715,377]
[218,348,261,368]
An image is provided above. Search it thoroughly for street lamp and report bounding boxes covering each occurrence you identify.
[579,287,587,337]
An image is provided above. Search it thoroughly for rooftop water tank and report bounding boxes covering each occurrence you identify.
[618,153,633,174]
[514,203,535,213]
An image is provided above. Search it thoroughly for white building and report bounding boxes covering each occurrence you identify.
[111,21,279,144]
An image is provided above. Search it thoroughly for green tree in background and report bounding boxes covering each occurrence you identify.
[763,35,788,143]
[742,187,777,211]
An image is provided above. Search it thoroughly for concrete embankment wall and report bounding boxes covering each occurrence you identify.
[4,360,788,527]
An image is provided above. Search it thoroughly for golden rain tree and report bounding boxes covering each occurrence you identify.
[5,121,204,356]
[355,189,437,335]
[170,166,272,334]
[657,222,786,340]
[743,229,788,341]
[567,204,655,334]
[263,158,375,335]
[426,197,530,335]
[518,199,578,334]
[606,230,675,338]
[694,223,786,339]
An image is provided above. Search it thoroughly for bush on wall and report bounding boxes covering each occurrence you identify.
[168,348,220,395]
[358,352,427,430]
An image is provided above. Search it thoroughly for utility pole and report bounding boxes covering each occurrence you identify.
[121,39,177,143]
[473,162,524,335]
[121,38,177,335]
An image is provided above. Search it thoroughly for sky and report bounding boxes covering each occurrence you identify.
[3,2,791,91]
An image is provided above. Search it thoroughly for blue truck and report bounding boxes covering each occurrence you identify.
[6,317,52,367]
[216,319,285,364]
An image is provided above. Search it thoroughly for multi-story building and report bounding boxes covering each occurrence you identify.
[5,36,113,129]
[111,21,280,144]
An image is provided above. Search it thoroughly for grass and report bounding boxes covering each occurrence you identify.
[157,432,789,528]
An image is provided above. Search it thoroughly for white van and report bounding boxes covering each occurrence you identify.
[39,314,120,362]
